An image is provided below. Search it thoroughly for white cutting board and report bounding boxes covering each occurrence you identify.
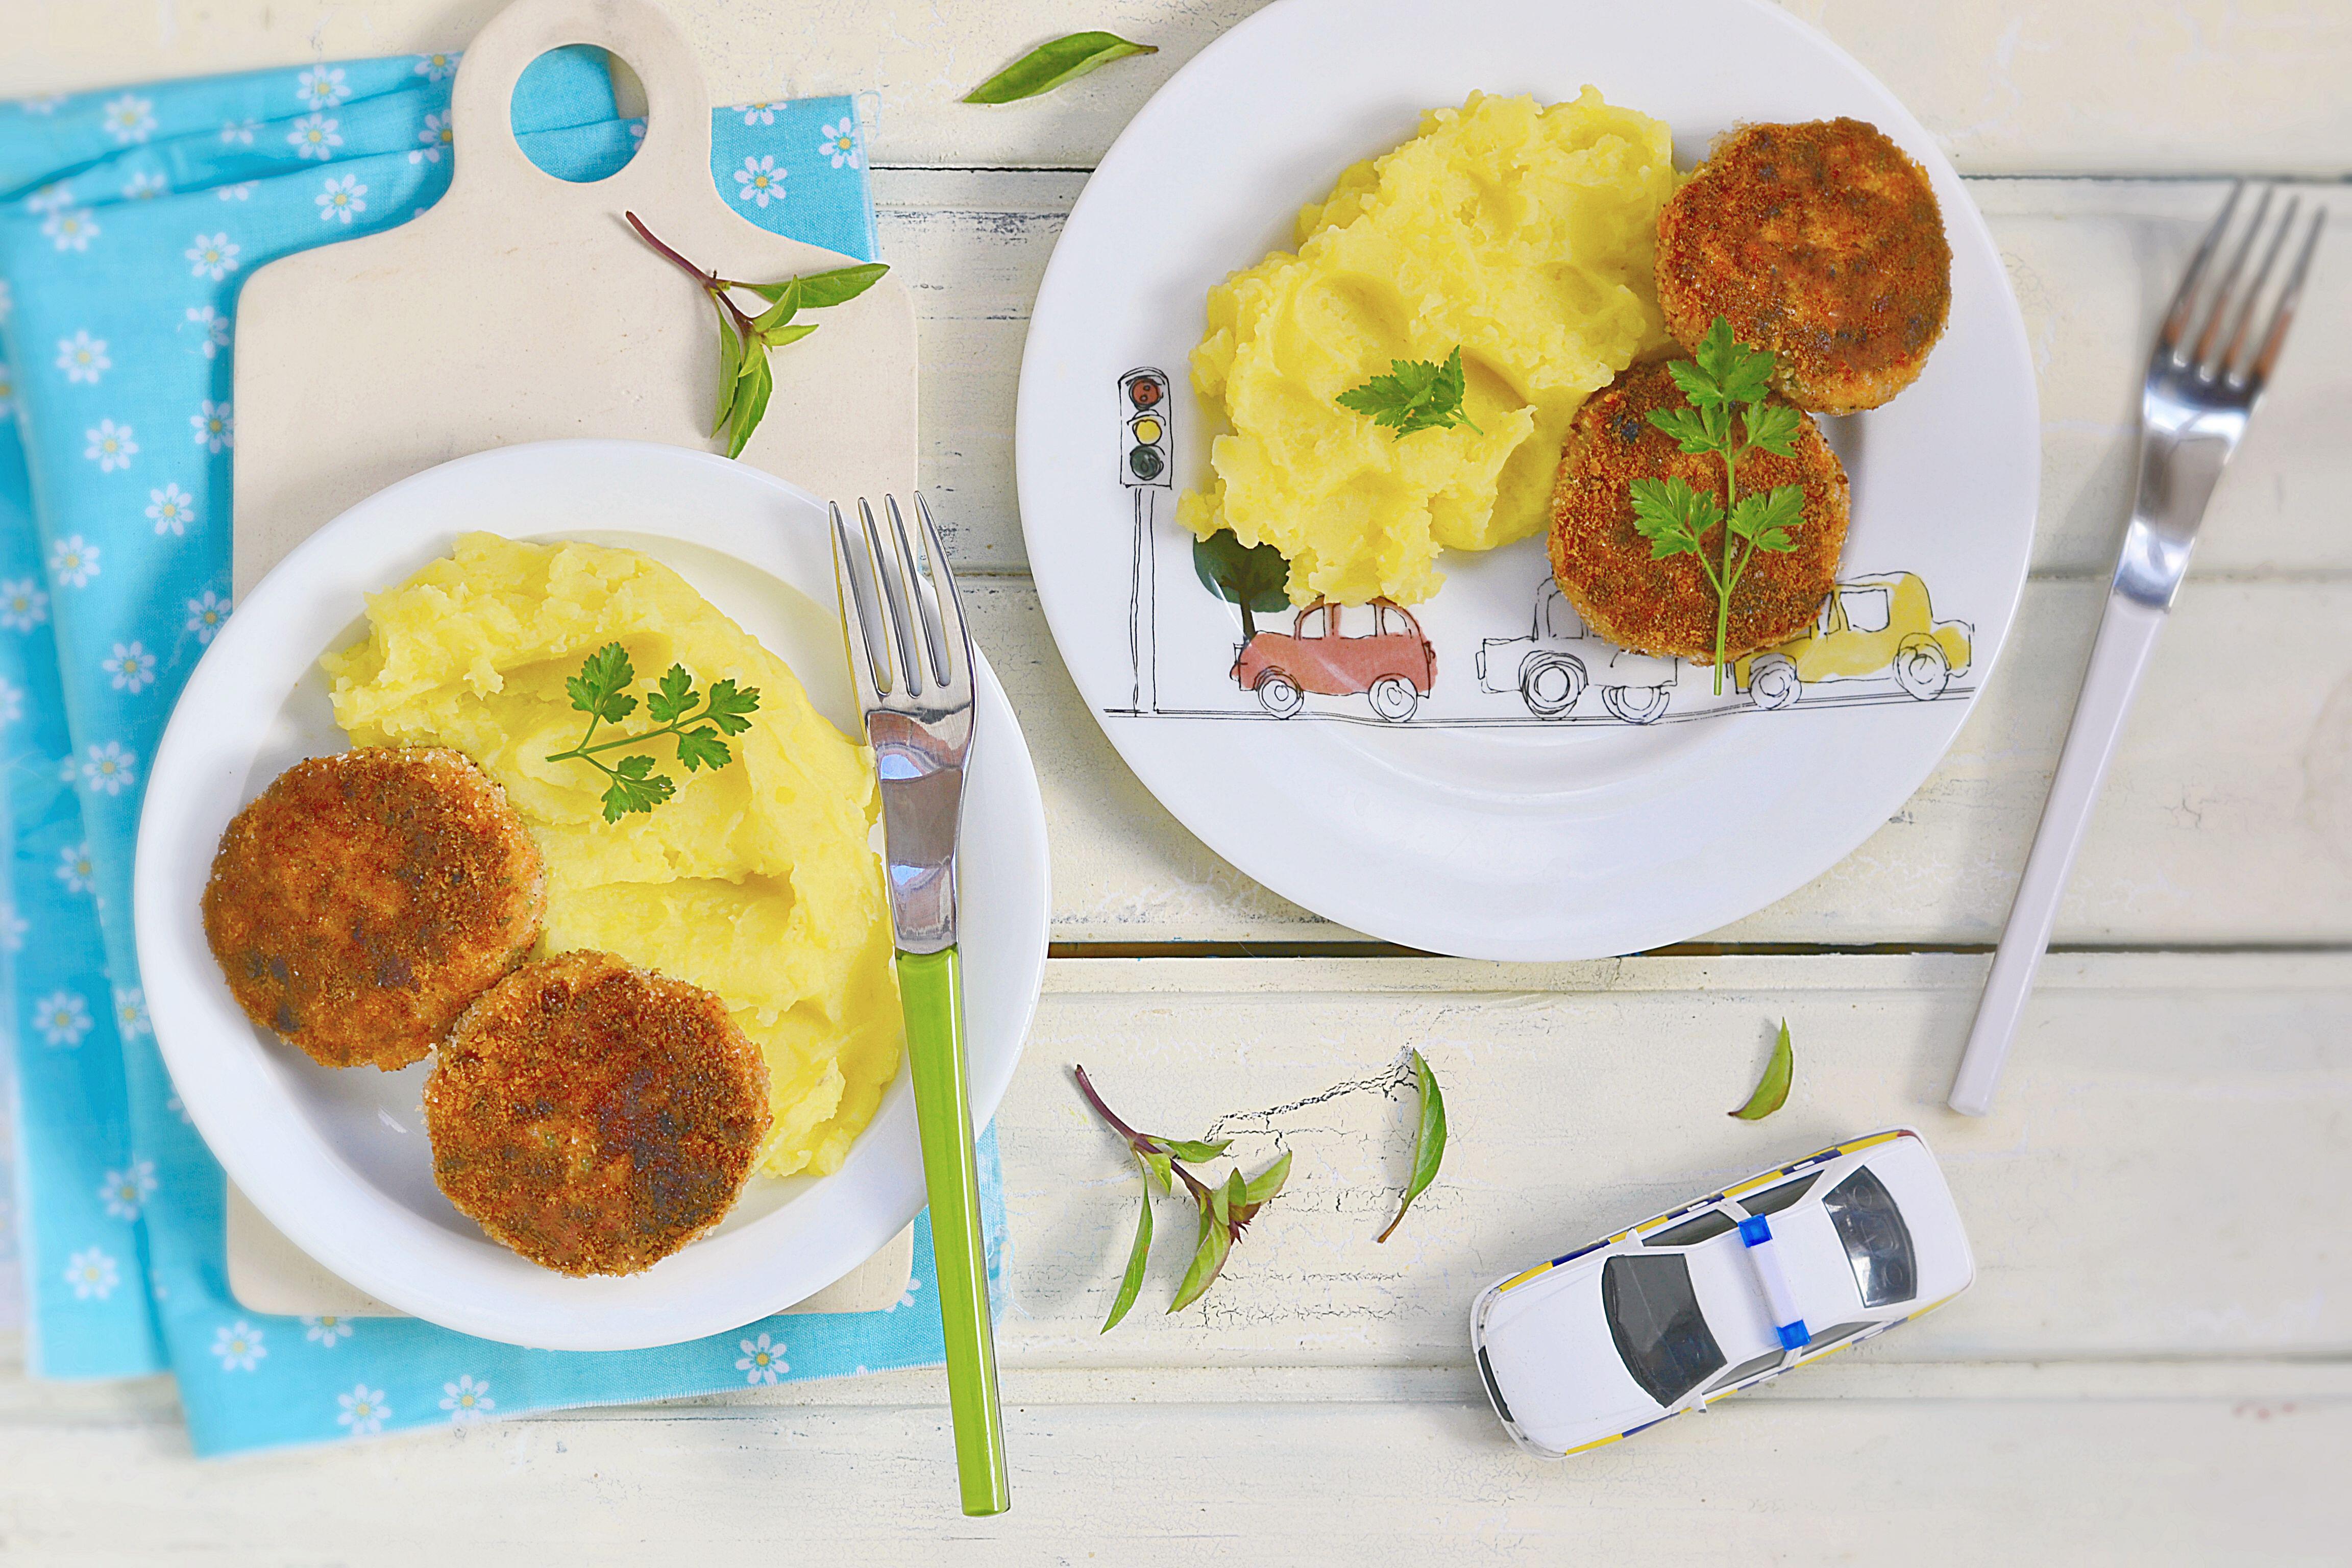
[224,0,918,1317]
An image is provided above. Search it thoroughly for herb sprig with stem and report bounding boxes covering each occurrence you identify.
[1629,316,1809,693]
[1074,1065,1293,1330]
[544,642,762,822]
[624,212,889,459]
[1336,346,1484,438]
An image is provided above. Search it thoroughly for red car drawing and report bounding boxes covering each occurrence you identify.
[1230,599,1437,722]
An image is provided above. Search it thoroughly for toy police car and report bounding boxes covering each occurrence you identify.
[1471,1128,1974,1458]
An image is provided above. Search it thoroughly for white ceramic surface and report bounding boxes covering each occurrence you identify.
[1016,0,2039,960]
[134,440,1050,1351]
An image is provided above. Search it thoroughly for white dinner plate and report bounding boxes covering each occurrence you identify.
[134,440,1050,1351]
[1016,0,2037,959]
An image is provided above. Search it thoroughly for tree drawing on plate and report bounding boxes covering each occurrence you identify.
[1192,527,1287,642]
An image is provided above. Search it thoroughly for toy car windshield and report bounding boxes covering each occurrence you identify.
[1823,1166,1918,1307]
[1601,1253,1725,1406]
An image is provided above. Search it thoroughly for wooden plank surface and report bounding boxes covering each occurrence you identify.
[9,0,2352,177]
[1,951,2344,1560]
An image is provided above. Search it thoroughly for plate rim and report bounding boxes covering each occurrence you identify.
[133,438,1050,1350]
[1014,0,2040,960]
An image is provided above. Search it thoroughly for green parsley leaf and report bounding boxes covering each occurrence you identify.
[1694,315,1776,405]
[1729,1020,1794,1120]
[1647,405,1719,454]
[565,643,639,724]
[1743,399,1802,458]
[1728,485,1807,553]
[600,754,676,822]
[1628,475,1723,560]
[673,727,732,773]
[1336,346,1485,438]
[645,665,697,726]
[700,677,762,736]
[1376,1050,1448,1243]
[963,31,1157,104]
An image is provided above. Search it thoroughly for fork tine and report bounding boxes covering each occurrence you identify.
[913,493,974,699]
[2218,193,2300,382]
[2244,205,2326,395]
[831,500,890,707]
[2158,180,2242,363]
[2191,185,2271,374]
[886,495,951,688]
[859,497,923,699]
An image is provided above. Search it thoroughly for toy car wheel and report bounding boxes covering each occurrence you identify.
[1368,675,1420,723]
[1254,670,1305,718]
[1519,652,1586,719]
[1748,654,1801,712]
[1893,638,1951,701]
[1600,684,1671,725]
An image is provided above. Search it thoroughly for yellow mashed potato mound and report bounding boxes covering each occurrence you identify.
[323,533,900,1180]
[1178,89,1677,605]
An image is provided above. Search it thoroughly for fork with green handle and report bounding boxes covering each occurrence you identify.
[830,492,1009,1516]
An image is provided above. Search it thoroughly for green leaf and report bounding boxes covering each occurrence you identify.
[1647,405,1719,454]
[566,643,639,723]
[700,677,762,735]
[712,300,744,437]
[646,664,697,725]
[1742,399,1802,458]
[1336,346,1482,438]
[1628,475,1722,560]
[761,321,820,349]
[1729,1020,1795,1120]
[1141,1149,1174,1196]
[599,757,676,823]
[1665,354,1728,410]
[1728,485,1807,553]
[1158,1136,1232,1164]
[1168,1187,1234,1312]
[750,277,801,333]
[1694,315,1777,405]
[1376,1050,1448,1243]
[726,350,773,460]
[963,31,1157,104]
[1240,1147,1293,1208]
[1192,529,1290,618]
[1100,1180,1154,1333]
[791,262,890,309]
[673,726,732,773]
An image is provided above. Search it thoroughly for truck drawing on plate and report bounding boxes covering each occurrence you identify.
[1477,579,1683,724]
[1732,572,1973,709]
[1234,600,1437,722]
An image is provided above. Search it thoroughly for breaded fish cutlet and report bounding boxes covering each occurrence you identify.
[202,747,545,1071]
[424,950,771,1277]
[1550,360,1850,663]
[1656,118,1951,415]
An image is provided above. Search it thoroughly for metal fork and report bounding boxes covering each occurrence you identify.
[831,493,1008,1515]
[1949,186,2324,1116]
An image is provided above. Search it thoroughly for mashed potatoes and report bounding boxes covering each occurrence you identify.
[1178,89,1677,605]
[323,533,900,1180]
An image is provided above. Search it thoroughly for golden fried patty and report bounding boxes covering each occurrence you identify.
[1550,360,1850,662]
[424,950,771,1277]
[1656,118,1950,414]
[203,747,545,1071]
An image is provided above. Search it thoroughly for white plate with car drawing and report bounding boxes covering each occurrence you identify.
[1015,0,2037,959]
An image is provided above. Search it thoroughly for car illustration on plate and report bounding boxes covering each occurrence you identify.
[1732,573,1974,710]
[1469,1127,1974,1459]
[1476,579,1681,724]
[1232,599,1437,722]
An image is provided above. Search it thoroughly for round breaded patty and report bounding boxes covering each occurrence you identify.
[425,950,770,1277]
[203,747,545,1071]
[1550,360,1850,662]
[1656,118,1950,415]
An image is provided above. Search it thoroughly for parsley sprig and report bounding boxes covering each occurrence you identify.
[545,643,762,822]
[1629,317,1809,693]
[1336,346,1484,438]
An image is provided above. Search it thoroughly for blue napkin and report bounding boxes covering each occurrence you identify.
[0,52,1006,1456]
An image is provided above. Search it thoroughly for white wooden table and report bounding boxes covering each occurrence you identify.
[7,4,2349,1559]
